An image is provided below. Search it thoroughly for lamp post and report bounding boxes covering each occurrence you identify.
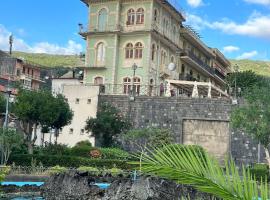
[132,63,138,96]
[234,64,239,99]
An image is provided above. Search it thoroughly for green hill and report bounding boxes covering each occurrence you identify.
[9,52,270,77]
[12,51,82,68]
[230,59,270,77]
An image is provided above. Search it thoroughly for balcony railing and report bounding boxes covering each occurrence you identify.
[181,50,214,75]
[21,73,44,82]
[79,24,122,34]
[214,69,226,80]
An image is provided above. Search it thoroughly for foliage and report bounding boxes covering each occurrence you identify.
[100,148,130,160]
[9,154,131,169]
[134,144,270,200]
[37,143,71,156]
[75,140,92,148]
[70,145,92,157]
[13,89,73,153]
[48,165,67,175]
[0,129,24,165]
[231,85,270,165]
[249,164,270,182]
[0,166,11,182]
[85,103,131,147]
[121,128,173,151]
[77,166,99,174]
[107,167,123,176]
[0,93,6,114]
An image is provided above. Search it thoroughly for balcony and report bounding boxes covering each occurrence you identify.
[79,24,122,38]
[20,74,44,82]
[180,50,214,77]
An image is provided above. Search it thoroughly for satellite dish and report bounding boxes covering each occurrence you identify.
[168,63,176,71]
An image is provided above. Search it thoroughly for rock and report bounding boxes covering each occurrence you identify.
[41,171,104,200]
[103,176,214,200]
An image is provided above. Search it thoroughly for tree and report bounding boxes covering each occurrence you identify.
[14,89,73,154]
[0,93,6,115]
[85,103,130,147]
[136,144,270,199]
[0,129,23,165]
[231,86,270,166]
[50,94,73,143]
[226,70,268,96]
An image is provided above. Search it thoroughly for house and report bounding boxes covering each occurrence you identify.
[79,0,231,97]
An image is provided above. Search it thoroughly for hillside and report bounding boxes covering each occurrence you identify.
[9,52,270,77]
[12,51,82,68]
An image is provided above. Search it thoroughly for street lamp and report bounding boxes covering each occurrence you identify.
[132,63,138,96]
[234,64,239,99]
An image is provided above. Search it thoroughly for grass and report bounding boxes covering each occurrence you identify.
[9,52,270,77]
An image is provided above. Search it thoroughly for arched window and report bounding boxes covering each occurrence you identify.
[173,26,176,41]
[135,42,143,59]
[123,77,131,94]
[181,64,185,74]
[96,42,105,65]
[171,56,175,63]
[94,76,104,85]
[98,8,108,31]
[125,43,133,59]
[154,9,158,22]
[151,44,156,61]
[127,9,135,25]
[136,8,144,24]
[133,77,141,95]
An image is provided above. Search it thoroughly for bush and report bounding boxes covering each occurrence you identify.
[75,140,92,148]
[100,148,130,160]
[0,166,11,182]
[107,167,123,176]
[35,143,71,156]
[8,154,131,169]
[48,165,67,175]
[70,146,92,157]
[77,166,99,174]
[249,164,269,182]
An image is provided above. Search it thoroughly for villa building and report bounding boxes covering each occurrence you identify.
[79,0,231,97]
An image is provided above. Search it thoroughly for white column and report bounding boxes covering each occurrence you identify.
[192,81,199,98]
[165,80,171,97]
[207,81,212,98]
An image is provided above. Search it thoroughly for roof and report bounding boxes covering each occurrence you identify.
[58,71,76,79]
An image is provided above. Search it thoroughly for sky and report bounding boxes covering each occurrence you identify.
[0,0,269,61]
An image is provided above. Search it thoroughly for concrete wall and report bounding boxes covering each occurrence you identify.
[99,95,262,164]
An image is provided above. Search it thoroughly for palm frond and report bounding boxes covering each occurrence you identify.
[133,144,269,200]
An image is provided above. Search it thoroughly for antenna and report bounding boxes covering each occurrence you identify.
[183,25,202,39]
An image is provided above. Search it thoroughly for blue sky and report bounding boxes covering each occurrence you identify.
[0,0,269,61]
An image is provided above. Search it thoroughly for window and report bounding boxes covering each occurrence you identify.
[94,76,104,85]
[80,129,85,135]
[134,42,143,59]
[133,77,141,95]
[87,99,92,104]
[171,56,175,63]
[181,64,185,74]
[127,9,135,25]
[69,128,74,134]
[136,8,144,24]
[173,26,176,41]
[190,70,193,76]
[123,77,131,94]
[75,98,80,104]
[151,44,156,61]
[125,43,133,59]
[197,74,200,81]
[154,9,158,22]
[98,8,108,31]
[96,42,105,65]
[161,50,167,66]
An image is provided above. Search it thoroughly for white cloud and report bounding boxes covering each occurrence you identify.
[185,12,270,40]
[0,24,82,55]
[186,0,203,7]
[244,0,270,6]
[223,46,240,53]
[236,51,258,59]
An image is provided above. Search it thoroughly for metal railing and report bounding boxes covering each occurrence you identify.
[79,24,122,34]
[181,50,214,75]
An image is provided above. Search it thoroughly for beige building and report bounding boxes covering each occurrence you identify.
[42,75,98,147]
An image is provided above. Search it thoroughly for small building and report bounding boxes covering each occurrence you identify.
[43,72,97,147]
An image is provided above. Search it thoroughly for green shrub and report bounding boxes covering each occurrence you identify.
[70,146,92,157]
[75,140,92,148]
[77,166,99,174]
[8,154,131,169]
[107,167,123,176]
[249,164,269,182]
[0,166,11,182]
[100,148,130,160]
[36,143,71,156]
[48,165,67,175]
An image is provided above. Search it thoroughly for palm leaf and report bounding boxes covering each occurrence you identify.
[132,144,269,200]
